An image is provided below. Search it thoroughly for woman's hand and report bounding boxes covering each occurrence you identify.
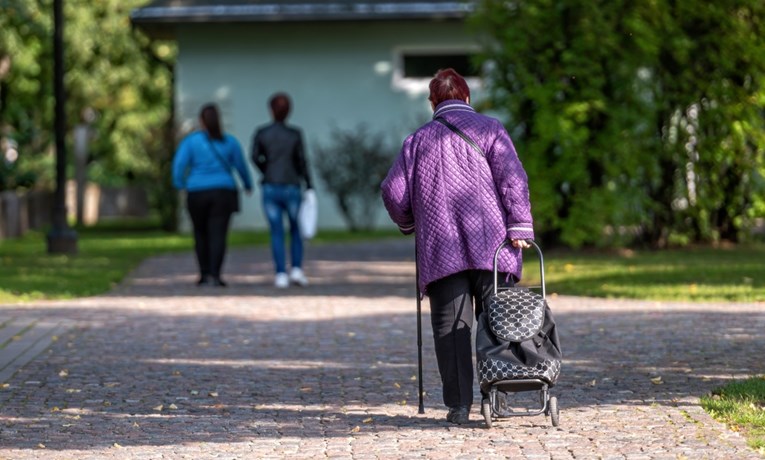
[511,239,531,249]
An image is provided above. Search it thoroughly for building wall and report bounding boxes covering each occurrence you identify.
[174,20,482,230]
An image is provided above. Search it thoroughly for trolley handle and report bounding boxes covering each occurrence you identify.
[492,239,545,298]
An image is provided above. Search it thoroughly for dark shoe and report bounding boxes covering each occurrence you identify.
[446,405,470,425]
[196,275,211,286]
[210,277,227,287]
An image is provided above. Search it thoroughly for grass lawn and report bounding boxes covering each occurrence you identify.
[519,244,765,302]
[701,376,765,454]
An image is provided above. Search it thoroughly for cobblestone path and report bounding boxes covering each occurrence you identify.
[0,239,762,459]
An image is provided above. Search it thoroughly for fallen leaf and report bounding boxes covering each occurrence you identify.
[0,383,9,389]
[350,426,360,433]
[650,376,663,385]
[347,332,356,337]
[209,391,219,398]
[362,417,373,423]
[66,388,81,393]
[399,400,407,405]
[410,375,417,381]
[190,390,199,395]
[393,382,401,389]
[51,407,61,412]
[133,422,140,428]
[153,404,164,411]
[588,379,597,387]
[300,387,312,392]
[37,444,46,449]
[168,404,178,410]
[58,369,69,377]
[113,443,123,449]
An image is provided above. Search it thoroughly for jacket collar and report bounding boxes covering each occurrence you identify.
[432,100,475,119]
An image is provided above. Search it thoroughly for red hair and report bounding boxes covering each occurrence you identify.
[269,92,291,122]
[428,68,470,107]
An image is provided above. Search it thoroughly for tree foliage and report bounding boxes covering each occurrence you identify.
[0,0,178,229]
[472,0,765,247]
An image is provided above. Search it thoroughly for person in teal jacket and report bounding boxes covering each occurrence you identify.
[173,103,253,287]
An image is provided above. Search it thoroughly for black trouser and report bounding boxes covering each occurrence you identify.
[428,269,510,409]
[186,189,234,279]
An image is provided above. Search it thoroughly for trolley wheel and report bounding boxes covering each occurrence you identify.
[481,398,492,428]
[548,396,560,427]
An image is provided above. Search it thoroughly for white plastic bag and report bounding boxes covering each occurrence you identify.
[298,189,318,240]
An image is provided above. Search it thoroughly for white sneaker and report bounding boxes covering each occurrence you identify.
[289,267,308,287]
[274,272,289,289]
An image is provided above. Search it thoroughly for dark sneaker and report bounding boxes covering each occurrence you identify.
[446,406,470,425]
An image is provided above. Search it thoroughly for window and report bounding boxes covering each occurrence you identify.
[401,52,479,78]
[391,47,482,95]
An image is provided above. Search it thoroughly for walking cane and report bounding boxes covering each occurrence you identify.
[415,247,425,414]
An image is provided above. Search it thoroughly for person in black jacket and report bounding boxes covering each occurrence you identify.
[251,92,313,288]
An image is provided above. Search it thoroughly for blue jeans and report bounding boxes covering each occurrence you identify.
[262,183,303,274]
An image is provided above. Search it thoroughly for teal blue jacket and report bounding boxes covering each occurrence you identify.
[172,131,253,193]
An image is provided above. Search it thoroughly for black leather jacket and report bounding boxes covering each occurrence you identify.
[251,122,312,188]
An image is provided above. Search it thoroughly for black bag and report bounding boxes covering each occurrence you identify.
[224,188,240,214]
[476,241,563,392]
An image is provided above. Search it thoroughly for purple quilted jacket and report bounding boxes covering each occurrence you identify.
[381,100,534,294]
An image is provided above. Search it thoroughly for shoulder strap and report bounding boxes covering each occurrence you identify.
[206,135,232,170]
[434,115,503,211]
[206,135,237,183]
[434,117,485,157]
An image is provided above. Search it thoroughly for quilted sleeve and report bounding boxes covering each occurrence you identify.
[381,135,415,234]
[486,121,535,241]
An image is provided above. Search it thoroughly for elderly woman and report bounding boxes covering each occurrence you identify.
[381,68,534,425]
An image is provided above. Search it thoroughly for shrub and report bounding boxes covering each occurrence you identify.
[314,124,396,231]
